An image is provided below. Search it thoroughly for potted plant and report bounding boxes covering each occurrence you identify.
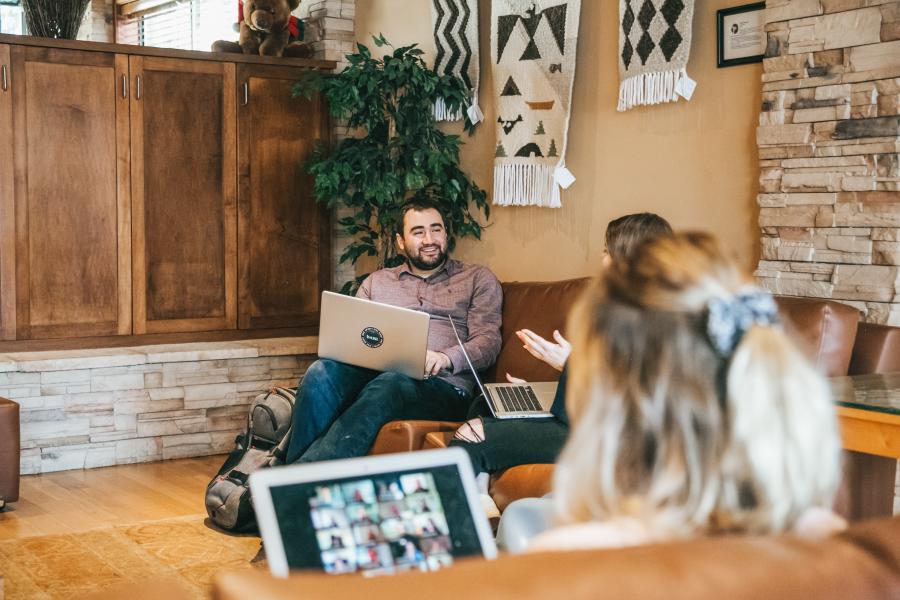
[22,0,90,39]
[296,35,489,293]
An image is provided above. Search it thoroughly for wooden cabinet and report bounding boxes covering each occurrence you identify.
[9,45,131,339]
[0,35,333,346]
[0,44,13,341]
[130,56,237,334]
[236,64,330,330]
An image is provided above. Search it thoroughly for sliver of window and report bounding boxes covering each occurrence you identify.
[116,0,234,51]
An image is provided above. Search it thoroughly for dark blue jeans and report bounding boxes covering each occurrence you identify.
[285,359,471,464]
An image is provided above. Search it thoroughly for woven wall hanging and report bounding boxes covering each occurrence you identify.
[617,0,696,111]
[492,0,581,208]
[432,0,482,122]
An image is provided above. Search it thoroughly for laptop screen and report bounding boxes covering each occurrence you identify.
[268,464,484,575]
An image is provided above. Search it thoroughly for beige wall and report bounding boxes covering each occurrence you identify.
[356,0,762,281]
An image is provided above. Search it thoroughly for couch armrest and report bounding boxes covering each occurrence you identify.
[210,516,900,600]
[490,464,554,512]
[369,420,463,455]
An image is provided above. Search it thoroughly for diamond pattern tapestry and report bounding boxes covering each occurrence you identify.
[431,0,481,121]
[618,0,694,111]
[492,0,581,207]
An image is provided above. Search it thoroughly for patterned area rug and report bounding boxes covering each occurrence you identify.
[0,515,262,599]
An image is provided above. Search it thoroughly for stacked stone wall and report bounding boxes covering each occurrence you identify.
[4,339,316,474]
[756,0,900,325]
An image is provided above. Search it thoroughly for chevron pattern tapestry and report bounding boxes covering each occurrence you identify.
[432,0,480,121]
[617,0,695,111]
[492,0,581,208]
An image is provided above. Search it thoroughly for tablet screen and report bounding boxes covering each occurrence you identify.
[269,464,484,575]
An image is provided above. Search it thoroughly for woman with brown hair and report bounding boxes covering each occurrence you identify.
[450,214,674,515]
[499,232,843,552]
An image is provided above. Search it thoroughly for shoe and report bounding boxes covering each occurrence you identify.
[479,493,500,520]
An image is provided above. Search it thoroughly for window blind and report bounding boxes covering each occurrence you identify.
[117,0,236,51]
[0,0,25,36]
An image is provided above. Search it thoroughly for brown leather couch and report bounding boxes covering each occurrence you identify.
[0,396,20,509]
[211,516,900,600]
[850,322,900,375]
[368,279,873,511]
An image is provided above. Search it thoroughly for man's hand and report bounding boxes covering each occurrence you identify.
[515,329,571,372]
[424,350,452,377]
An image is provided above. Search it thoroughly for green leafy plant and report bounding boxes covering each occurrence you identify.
[295,34,489,293]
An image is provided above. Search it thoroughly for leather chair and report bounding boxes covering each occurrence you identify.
[368,285,865,512]
[0,396,20,509]
[775,296,860,377]
[368,278,590,456]
[849,322,900,375]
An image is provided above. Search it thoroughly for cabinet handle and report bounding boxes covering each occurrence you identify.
[121,74,127,98]
[136,75,141,100]
[242,81,249,106]
[1,65,7,92]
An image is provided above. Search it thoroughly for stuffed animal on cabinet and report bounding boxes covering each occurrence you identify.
[212,0,312,58]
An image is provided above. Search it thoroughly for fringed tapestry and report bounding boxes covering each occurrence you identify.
[432,0,481,122]
[617,0,695,111]
[492,0,581,208]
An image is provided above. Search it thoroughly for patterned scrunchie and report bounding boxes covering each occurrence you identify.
[705,286,779,357]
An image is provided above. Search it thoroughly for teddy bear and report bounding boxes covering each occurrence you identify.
[212,0,313,58]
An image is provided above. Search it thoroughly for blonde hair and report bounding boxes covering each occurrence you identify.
[553,232,841,538]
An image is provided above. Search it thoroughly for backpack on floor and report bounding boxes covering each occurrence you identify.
[205,386,297,533]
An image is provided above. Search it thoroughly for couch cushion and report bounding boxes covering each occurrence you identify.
[775,296,860,377]
[849,322,900,375]
[485,278,591,384]
[213,516,900,600]
[368,420,462,455]
[423,430,454,450]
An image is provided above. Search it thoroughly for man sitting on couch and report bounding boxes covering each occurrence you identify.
[285,197,503,465]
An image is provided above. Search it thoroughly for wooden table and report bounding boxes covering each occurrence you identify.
[831,373,900,519]
[833,373,900,458]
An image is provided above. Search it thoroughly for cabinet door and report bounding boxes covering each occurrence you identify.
[130,56,237,334]
[236,64,330,330]
[11,46,131,339]
[0,44,13,340]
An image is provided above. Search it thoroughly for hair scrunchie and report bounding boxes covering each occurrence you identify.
[706,286,779,357]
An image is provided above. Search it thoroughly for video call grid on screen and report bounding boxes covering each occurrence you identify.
[270,465,482,575]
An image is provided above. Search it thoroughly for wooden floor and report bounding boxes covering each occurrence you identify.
[0,455,225,541]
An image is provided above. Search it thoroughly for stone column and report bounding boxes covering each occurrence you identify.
[77,0,114,42]
[755,0,900,326]
[301,0,357,290]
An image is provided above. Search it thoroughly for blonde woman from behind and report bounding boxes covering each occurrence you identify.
[500,232,844,552]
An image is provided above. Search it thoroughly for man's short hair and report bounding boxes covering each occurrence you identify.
[394,197,449,237]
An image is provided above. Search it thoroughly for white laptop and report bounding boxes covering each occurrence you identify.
[317,291,430,380]
[446,316,558,419]
[250,447,498,577]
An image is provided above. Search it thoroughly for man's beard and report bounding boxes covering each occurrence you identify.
[408,245,447,271]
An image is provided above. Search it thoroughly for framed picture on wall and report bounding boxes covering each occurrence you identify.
[717,2,767,68]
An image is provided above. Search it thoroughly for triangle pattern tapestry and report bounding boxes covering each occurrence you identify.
[492,0,581,208]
